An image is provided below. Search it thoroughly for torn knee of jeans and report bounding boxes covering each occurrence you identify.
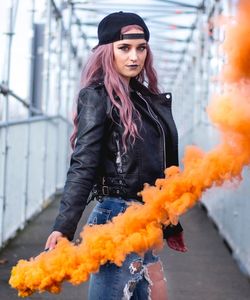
[129,259,143,274]
[122,260,144,300]
[123,279,138,300]
[128,280,137,293]
[144,261,168,300]
[144,261,165,285]
[143,265,154,288]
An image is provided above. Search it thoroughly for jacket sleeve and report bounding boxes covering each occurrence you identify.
[162,222,183,239]
[53,87,107,240]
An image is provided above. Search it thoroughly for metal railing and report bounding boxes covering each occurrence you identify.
[172,0,250,277]
[0,0,87,248]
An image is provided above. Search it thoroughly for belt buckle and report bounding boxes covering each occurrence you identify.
[102,185,109,195]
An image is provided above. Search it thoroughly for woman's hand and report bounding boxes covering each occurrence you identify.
[44,231,63,251]
[166,232,188,252]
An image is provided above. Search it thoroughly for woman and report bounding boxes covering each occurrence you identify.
[45,11,186,300]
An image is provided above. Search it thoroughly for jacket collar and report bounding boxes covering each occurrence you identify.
[130,78,172,104]
[129,78,153,96]
[90,78,172,103]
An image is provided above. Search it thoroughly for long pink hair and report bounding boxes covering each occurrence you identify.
[70,25,160,151]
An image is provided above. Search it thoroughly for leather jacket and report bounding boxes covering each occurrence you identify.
[53,78,183,240]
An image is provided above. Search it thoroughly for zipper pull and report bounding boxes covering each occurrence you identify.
[114,132,123,174]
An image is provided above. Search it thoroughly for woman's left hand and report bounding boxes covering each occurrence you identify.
[166,232,188,252]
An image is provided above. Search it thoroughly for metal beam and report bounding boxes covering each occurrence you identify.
[73,6,197,14]
[76,19,195,29]
[150,20,195,30]
[153,36,191,43]
[157,0,202,9]
[76,19,196,31]
[153,48,186,54]
[72,1,197,9]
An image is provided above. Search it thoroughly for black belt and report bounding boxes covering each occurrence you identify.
[89,177,128,202]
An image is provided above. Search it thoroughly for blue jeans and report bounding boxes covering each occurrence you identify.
[87,196,160,300]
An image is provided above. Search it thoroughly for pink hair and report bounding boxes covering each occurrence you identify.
[70,25,160,151]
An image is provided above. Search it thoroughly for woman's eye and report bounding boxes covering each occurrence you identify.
[117,46,146,52]
[138,46,146,52]
[118,46,129,51]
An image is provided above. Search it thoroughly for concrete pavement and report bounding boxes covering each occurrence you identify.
[1,197,250,300]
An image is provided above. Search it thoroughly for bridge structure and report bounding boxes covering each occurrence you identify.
[0,1,249,299]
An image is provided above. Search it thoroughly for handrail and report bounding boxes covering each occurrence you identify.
[0,114,71,128]
[0,83,71,126]
[0,83,43,115]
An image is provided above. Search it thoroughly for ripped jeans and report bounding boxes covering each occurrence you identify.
[87,196,162,300]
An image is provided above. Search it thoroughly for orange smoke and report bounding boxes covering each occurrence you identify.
[9,0,250,297]
[222,0,250,82]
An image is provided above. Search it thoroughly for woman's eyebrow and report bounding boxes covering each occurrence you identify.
[117,43,130,46]
[117,42,147,46]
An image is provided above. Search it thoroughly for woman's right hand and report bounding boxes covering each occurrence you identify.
[44,231,63,251]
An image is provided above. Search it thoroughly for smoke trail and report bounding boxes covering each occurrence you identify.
[9,0,250,296]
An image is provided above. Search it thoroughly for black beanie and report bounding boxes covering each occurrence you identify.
[96,11,150,46]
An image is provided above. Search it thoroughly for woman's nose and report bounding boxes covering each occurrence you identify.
[129,49,138,61]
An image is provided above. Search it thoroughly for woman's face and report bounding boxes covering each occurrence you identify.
[113,29,147,81]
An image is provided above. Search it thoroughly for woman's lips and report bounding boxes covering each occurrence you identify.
[126,65,139,69]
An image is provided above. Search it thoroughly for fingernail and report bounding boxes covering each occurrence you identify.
[44,248,49,252]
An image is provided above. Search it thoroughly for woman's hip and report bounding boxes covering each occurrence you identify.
[86,196,163,299]
[87,196,140,226]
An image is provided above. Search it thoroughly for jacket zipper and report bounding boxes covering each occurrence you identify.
[114,132,123,173]
[136,91,167,169]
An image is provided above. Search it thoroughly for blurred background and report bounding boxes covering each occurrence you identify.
[0,0,250,299]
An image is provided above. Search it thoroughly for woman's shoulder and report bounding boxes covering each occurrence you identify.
[77,82,109,112]
[79,81,105,96]
[78,80,107,98]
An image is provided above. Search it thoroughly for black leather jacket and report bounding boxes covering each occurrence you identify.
[53,78,183,240]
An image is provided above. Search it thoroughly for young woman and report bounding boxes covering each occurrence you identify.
[45,11,186,300]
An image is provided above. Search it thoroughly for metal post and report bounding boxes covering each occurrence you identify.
[23,0,35,222]
[0,0,15,245]
[55,0,63,190]
[65,3,73,176]
[42,0,52,203]
[193,8,204,129]
[201,4,211,125]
